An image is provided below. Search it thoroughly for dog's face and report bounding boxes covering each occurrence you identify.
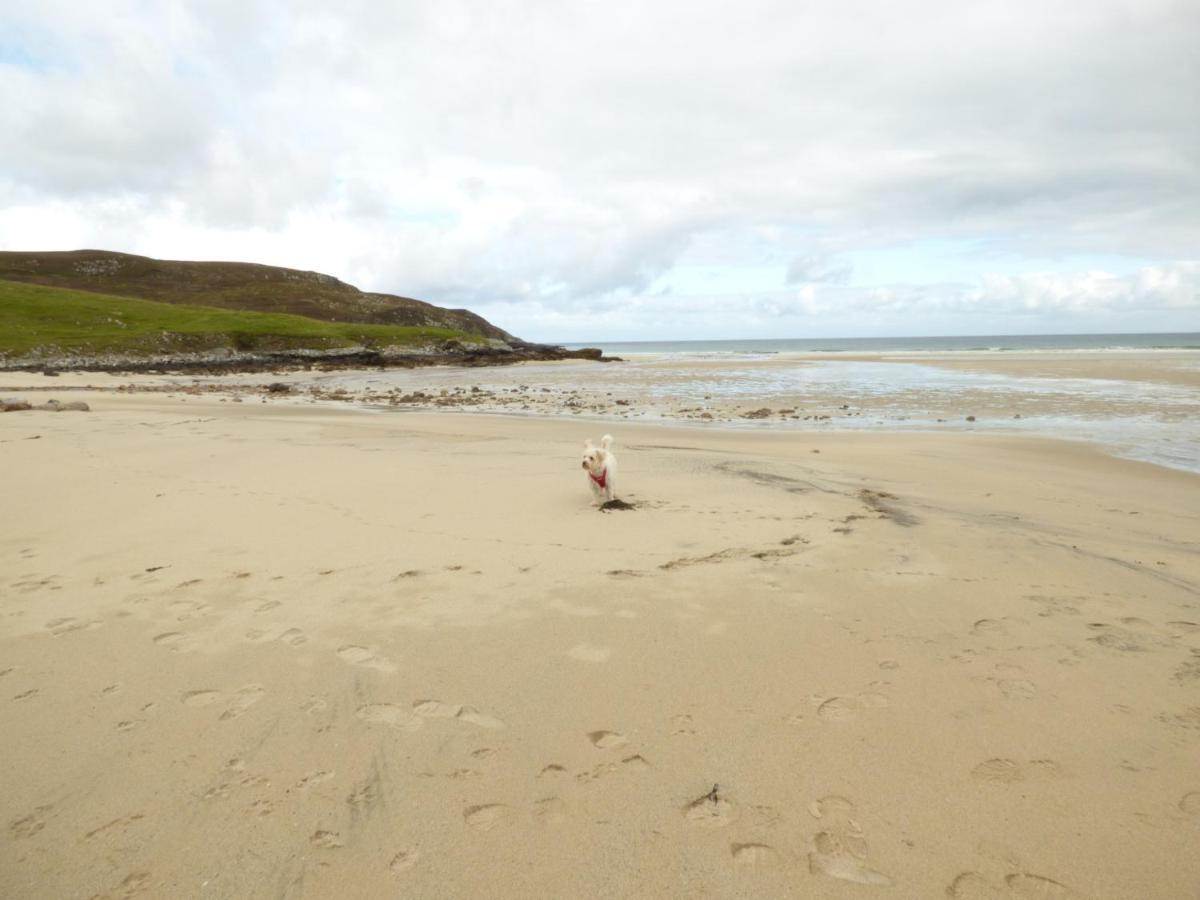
[581,442,607,475]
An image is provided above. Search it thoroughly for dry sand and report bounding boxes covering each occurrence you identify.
[2,388,1199,899]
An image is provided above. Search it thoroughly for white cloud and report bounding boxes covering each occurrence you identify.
[1,0,1197,339]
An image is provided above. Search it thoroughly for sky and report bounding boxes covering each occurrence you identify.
[1,0,1197,342]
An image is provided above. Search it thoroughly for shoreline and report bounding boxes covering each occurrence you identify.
[4,347,1197,474]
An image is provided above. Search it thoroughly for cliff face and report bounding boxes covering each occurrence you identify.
[0,250,515,342]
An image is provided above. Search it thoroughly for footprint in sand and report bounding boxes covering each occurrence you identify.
[807,795,891,886]
[347,780,379,812]
[108,871,152,898]
[588,730,629,749]
[202,783,233,801]
[971,759,1063,783]
[539,764,568,778]
[971,618,1012,637]
[567,643,611,662]
[1086,622,1163,653]
[219,685,265,721]
[413,699,460,719]
[534,796,568,825]
[1173,650,1200,684]
[152,632,185,650]
[301,696,328,715]
[947,871,1078,898]
[1167,621,1200,638]
[9,806,51,839]
[278,628,307,646]
[309,830,344,848]
[355,704,423,732]
[463,804,508,832]
[816,693,889,722]
[1158,706,1200,732]
[390,849,421,874]
[996,679,1038,700]
[671,714,697,736]
[683,786,737,828]
[181,690,222,708]
[168,599,211,621]
[576,763,618,783]
[45,617,102,636]
[1180,792,1200,815]
[413,700,505,729]
[731,843,778,867]
[293,770,334,790]
[336,644,396,672]
[255,600,281,613]
[577,755,651,784]
[82,813,146,842]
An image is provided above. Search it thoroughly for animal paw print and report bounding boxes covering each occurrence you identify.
[671,714,696,736]
[947,871,1078,898]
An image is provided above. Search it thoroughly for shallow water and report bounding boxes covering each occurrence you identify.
[305,353,1200,474]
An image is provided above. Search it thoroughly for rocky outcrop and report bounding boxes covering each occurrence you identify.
[1,397,89,411]
[0,342,615,375]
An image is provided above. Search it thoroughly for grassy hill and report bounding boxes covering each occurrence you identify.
[0,279,467,361]
[0,249,513,341]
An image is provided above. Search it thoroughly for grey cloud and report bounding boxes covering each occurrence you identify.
[1,0,1197,338]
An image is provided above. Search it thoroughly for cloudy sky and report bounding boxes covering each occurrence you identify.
[1,1,1196,341]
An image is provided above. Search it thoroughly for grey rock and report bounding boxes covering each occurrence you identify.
[36,399,89,412]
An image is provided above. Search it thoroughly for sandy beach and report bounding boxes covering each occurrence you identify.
[2,378,1199,898]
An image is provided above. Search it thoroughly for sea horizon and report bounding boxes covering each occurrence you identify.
[562,330,1200,355]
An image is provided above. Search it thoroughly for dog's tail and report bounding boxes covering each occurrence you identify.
[600,434,613,450]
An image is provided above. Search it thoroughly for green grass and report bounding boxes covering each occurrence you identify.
[0,250,514,341]
[0,279,467,359]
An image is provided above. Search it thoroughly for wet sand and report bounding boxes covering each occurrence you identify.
[2,387,1199,898]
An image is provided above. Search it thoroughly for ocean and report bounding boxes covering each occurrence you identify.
[563,332,1200,356]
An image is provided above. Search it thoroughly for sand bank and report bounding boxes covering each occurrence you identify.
[2,392,1198,898]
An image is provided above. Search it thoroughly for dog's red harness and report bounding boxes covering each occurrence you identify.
[589,469,608,489]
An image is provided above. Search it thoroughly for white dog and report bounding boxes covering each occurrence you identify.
[581,434,617,506]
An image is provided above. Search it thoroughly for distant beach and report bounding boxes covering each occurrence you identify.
[51,336,1196,474]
